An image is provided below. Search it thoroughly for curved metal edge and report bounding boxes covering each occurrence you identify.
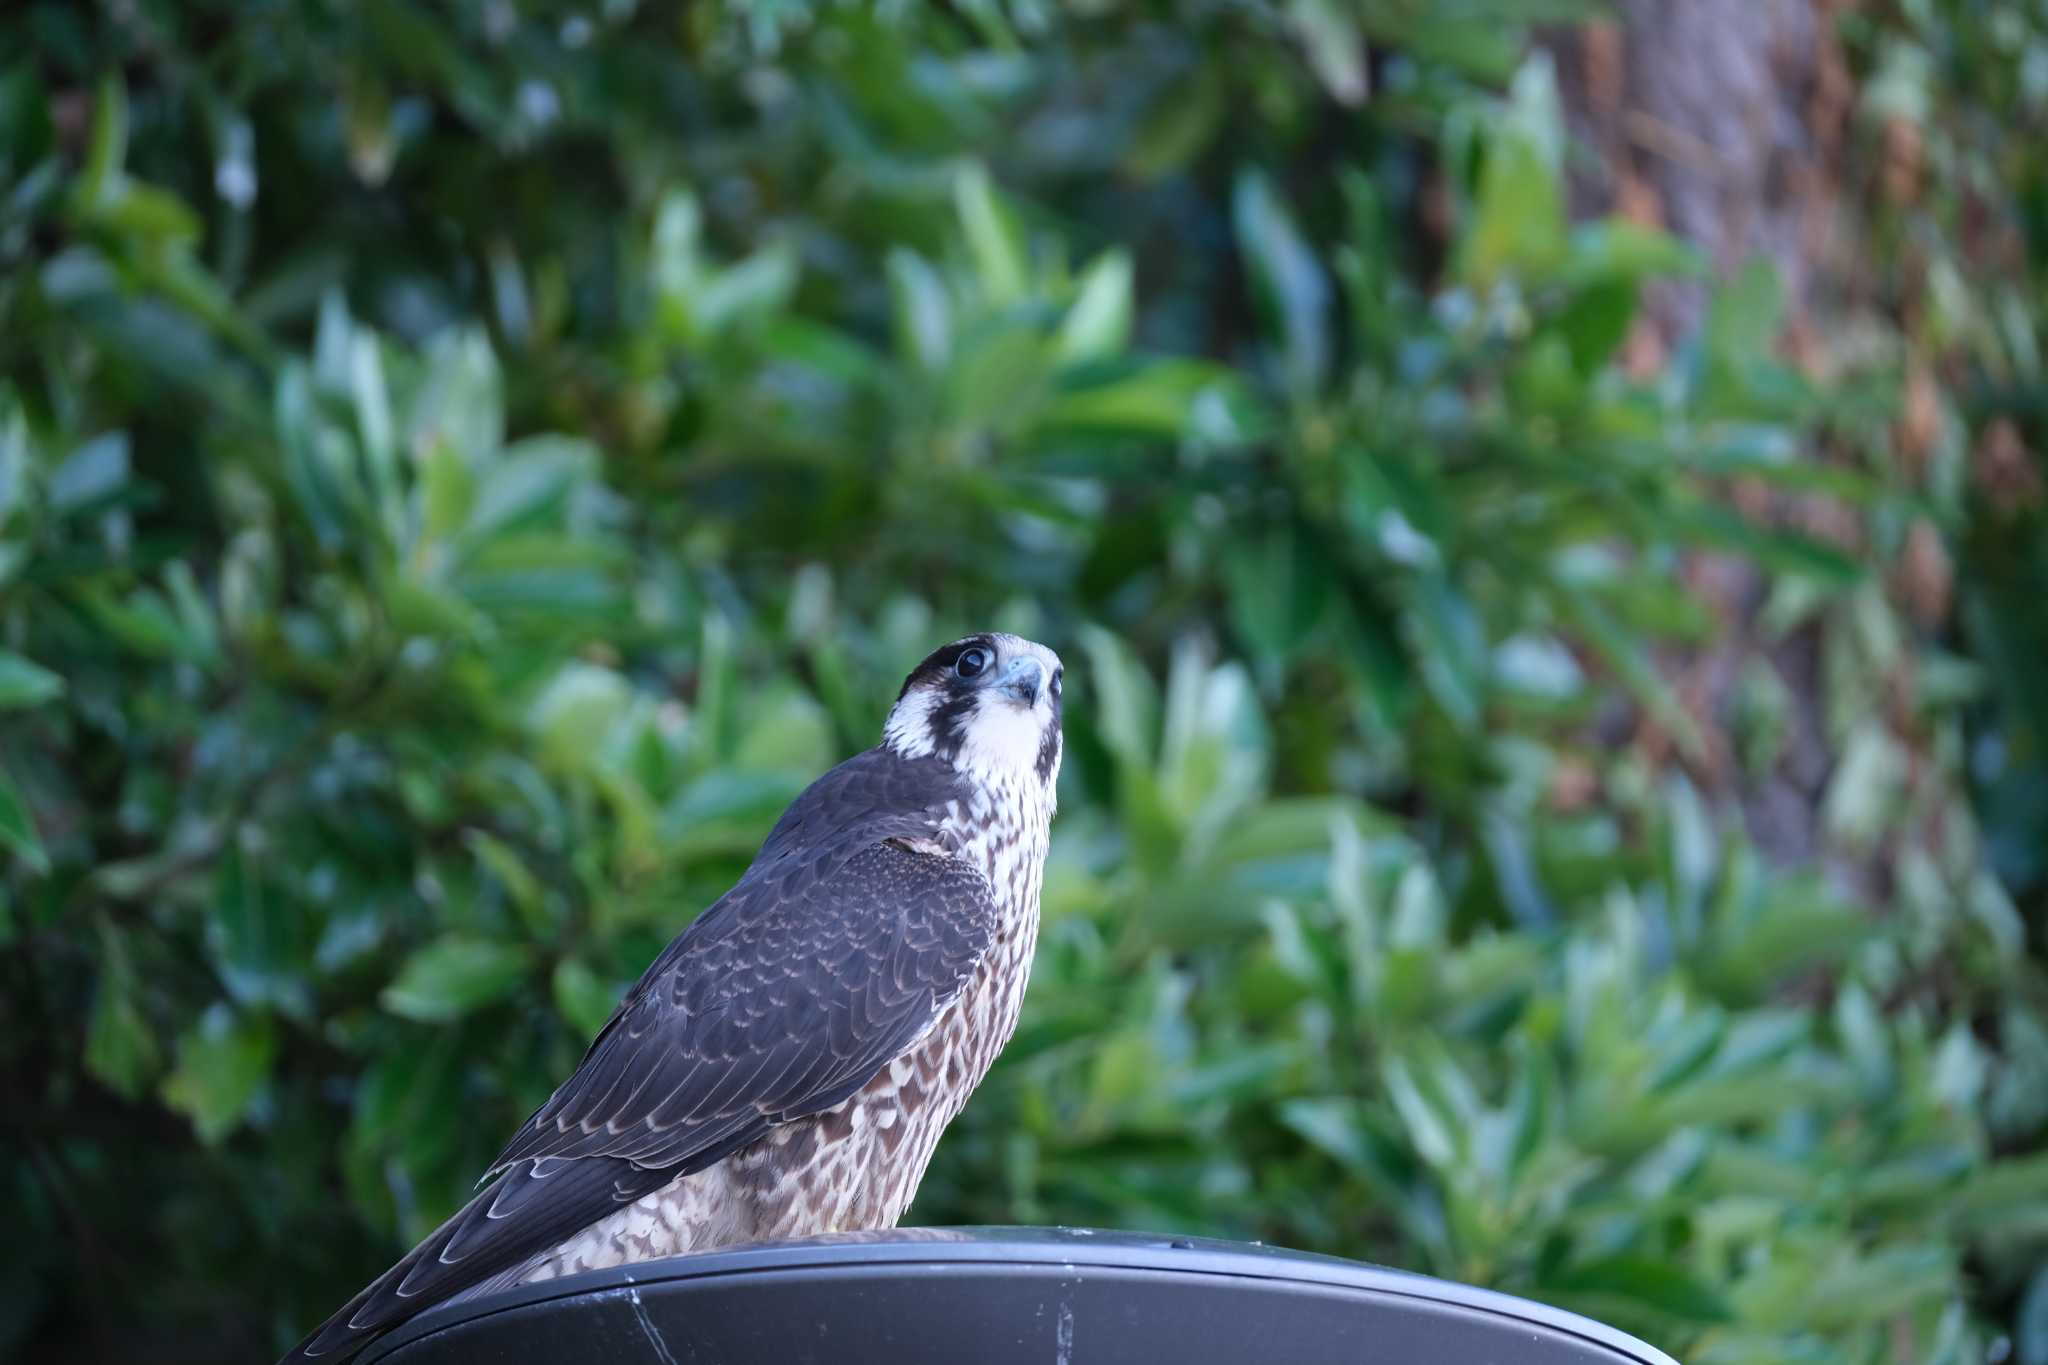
[359,1227,1682,1365]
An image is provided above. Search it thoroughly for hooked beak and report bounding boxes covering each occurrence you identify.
[994,656,1045,707]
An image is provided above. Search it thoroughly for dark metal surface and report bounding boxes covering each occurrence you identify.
[358,1227,1680,1365]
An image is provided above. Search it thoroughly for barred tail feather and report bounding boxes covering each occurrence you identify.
[284,1157,671,1362]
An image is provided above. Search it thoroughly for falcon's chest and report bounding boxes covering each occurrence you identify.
[754,773,1052,1225]
[947,768,1051,939]
[911,767,1053,1099]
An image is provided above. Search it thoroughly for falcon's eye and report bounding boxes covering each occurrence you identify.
[955,647,990,679]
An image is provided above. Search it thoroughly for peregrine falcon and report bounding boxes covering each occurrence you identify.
[287,633,1064,1360]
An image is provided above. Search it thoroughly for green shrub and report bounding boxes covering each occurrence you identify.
[3,3,2045,1361]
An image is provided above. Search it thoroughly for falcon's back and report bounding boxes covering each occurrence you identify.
[286,633,1064,1362]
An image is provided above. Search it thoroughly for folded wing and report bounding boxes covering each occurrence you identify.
[291,807,996,1361]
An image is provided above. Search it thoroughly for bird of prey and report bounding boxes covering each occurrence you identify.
[287,633,1065,1360]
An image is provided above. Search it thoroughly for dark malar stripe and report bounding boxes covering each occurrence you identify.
[1034,720,1060,783]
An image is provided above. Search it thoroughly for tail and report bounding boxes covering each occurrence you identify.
[283,1156,670,1362]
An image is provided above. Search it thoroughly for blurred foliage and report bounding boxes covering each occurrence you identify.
[3,1,2047,1362]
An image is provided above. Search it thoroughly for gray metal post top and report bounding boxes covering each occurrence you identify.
[359,1226,1682,1364]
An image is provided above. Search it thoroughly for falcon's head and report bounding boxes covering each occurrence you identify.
[883,633,1064,797]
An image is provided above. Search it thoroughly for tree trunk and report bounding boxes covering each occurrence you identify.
[1548,0,1888,898]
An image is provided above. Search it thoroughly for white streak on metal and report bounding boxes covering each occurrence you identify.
[626,1286,679,1365]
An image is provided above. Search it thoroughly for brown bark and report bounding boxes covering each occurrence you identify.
[1548,0,1883,895]
[1549,0,1846,337]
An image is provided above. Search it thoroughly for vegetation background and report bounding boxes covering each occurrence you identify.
[5,1,2048,1360]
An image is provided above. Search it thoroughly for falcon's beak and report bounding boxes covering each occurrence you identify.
[993,656,1045,707]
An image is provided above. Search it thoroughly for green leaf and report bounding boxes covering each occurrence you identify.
[1551,279,1638,374]
[1384,1056,1461,1170]
[349,330,398,518]
[696,244,798,337]
[954,162,1027,306]
[467,830,545,925]
[411,328,504,463]
[1079,624,1159,770]
[1055,249,1134,364]
[275,362,343,545]
[85,918,159,1100]
[0,64,54,168]
[1406,573,1487,732]
[1287,0,1367,105]
[1546,1256,1735,1323]
[1558,586,1705,760]
[0,651,62,710]
[1041,360,1243,438]
[651,189,705,327]
[551,958,619,1041]
[85,978,159,1101]
[2018,1264,2048,1365]
[1355,10,1538,80]
[381,937,533,1022]
[80,585,200,661]
[526,662,630,769]
[78,75,128,207]
[421,439,477,543]
[1225,525,1329,676]
[734,683,835,773]
[887,248,952,371]
[1459,59,1567,285]
[0,767,46,875]
[161,1005,276,1144]
[1707,258,1786,367]
[945,324,1050,429]
[209,843,311,1018]
[464,436,595,544]
[1125,67,1224,180]
[351,1032,461,1147]
[1670,504,1863,586]
[1955,1152,2048,1218]
[1562,220,1704,286]
[1280,1097,1379,1173]
[49,431,130,512]
[1233,171,1330,394]
[1463,133,1565,283]
[661,770,809,857]
[100,181,202,246]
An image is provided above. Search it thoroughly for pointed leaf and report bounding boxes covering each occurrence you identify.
[162,1005,276,1144]
[954,163,1027,306]
[1233,172,1330,394]
[381,937,533,1022]
[0,652,62,710]
[0,767,46,875]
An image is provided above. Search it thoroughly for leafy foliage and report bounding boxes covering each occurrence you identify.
[3,2,2045,1362]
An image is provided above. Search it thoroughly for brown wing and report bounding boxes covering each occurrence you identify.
[489,838,996,1172]
[288,749,994,1361]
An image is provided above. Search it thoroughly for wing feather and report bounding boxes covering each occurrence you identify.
[287,747,995,1362]
[490,839,994,1172]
